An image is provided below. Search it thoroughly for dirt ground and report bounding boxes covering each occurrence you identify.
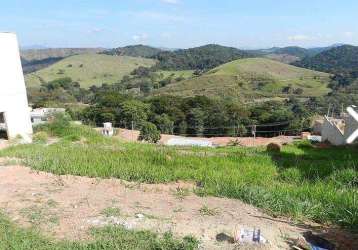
[115,128,297,147]
[0,161,357,249]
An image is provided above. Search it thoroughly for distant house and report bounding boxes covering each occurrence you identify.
[321,106,358,145]
[0,33,33,141]
[30,108,66,125]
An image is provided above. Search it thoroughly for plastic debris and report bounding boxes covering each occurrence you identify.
[234,226,268,245]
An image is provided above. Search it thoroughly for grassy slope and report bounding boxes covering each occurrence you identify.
[1,123,357,230]
[25,54,156,88]
[156,70,195,79]
[21,48,105,61]
[154,58,331,99]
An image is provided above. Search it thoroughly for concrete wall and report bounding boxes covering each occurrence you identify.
[321,116,346,146]
[345,107,358,144]
[0,33,33,141]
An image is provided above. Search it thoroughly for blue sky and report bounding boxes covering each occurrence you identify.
[1,0,357,49]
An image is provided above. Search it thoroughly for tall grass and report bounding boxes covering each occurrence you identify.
[1,121,357,230]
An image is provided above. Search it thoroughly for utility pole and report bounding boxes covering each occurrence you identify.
[327,104,331,117]
[252,125,256,147]
[131,121,134,141]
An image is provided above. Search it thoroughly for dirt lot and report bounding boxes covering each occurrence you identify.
[0,162,309,249]
[115,128,297,147]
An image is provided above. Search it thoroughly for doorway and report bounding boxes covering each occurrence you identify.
[0,112,8,140]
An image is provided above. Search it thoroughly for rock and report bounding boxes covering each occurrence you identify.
[135,213,145,219]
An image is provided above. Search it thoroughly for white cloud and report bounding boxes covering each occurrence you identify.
[132,33,149,43]
[288,34,312,42]
[161,0,180,4]
[344,31,354,38]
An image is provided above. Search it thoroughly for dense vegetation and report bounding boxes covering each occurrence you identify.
[29,76,318,137]
[22,57,64,74]
[294,45,358,74]
[1,120,357,230]
[102,45,163,58]
[152,44,251,70]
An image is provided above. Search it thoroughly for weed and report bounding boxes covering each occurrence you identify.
[199,205,219,216]
[172,187,190,200]
[101,207,121,218]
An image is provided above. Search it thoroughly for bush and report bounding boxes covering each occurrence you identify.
[138,122,161,143]
[32,132,48,143]
[47,112,72,136]
[266,142,282,153]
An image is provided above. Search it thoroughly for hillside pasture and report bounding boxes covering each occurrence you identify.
[25,54,156,88]
[154,58,331,99]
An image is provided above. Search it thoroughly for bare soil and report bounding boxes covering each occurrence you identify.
[115,128,296,147]
[0,162,356,249]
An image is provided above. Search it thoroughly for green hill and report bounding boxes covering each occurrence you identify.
[153,44,251,70]
[154,58,331,99]
[102,45,163,58]
[21,48,105,61]
[25,54,156,88]
[294,45,358,74]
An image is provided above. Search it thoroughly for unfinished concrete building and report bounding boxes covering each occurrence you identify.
[0,32,33,141]
[322,106,358,145]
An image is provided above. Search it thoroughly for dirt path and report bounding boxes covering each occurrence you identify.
[0,163,355,249]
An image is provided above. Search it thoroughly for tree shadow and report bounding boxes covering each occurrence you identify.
[269,143,358,182]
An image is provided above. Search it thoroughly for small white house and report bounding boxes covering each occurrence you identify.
[322,106,358,145]
[30,108,66,125]
[0,33,33,141]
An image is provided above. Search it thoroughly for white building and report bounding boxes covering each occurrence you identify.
[0,33,33,141]
[30,108,66,125]
[322,106,358,146]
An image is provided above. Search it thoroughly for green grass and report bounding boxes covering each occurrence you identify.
[0,214,198,250]
[154,58,331,99]
[156,70,195,80]
[0,123,357,231]
[25,54,156,88]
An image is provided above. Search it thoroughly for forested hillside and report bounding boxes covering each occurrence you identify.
[102,45,163,58]
[294,45,358,74]
[152,44,251,70]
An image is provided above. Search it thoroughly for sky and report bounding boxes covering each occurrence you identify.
[1,0,358,49]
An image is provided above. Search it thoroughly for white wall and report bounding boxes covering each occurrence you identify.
[0,33,33,141]
[321,117,346,146]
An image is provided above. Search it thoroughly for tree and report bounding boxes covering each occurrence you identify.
[186,108,205,136]
[138,122,161,143]
[153,114,174,134]
[120,100,149,129]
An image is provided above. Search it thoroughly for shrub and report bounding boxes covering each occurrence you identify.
[32,132,48,143]
[47,112,72,136]
[266,142,282,153]
[138,122,161,143]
